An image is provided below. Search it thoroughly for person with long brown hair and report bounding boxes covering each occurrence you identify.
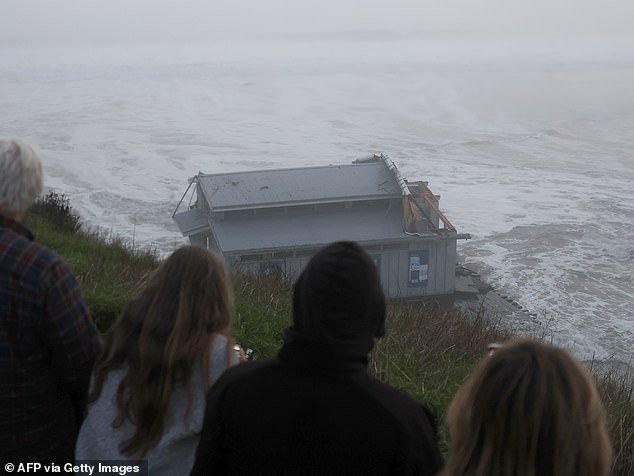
[441,339,613,476]
[75,245,240,474]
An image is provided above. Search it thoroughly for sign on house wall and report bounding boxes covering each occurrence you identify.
[408,250,429,287]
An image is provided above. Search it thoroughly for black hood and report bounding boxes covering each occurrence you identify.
[284,242,386,364]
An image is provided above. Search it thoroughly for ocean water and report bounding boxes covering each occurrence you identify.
[1,35,633,361]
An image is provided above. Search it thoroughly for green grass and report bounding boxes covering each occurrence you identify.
[22,191,634,475]
[25,192,159,330]
[596,366,634,475]
[231,273,293,357]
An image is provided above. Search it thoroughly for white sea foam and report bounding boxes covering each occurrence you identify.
[1,35,633,361]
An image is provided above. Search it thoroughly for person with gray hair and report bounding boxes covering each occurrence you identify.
[0,138,101,463]
[0,139,44,217]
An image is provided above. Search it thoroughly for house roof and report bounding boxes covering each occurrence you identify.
[211,201,432,253]
[197,161,403,212]
[172,157,469,250]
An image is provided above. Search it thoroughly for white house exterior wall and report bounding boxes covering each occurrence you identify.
[223,238,457,299]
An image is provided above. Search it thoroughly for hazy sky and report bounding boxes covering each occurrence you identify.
[3,0,634,42]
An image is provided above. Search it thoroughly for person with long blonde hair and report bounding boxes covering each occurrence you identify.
[441,339,613,476]
[76,245,240,474]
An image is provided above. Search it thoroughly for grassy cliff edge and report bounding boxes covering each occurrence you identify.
[24,192,634,474]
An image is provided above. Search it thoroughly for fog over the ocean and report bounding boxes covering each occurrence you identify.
[4,0,634,42]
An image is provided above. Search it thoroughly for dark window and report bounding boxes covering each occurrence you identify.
[259,261,283,278]
[272,251,294,259]
[383,242,407,251]
[295,248,318,258]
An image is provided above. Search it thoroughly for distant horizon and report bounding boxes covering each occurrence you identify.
[4,0,634,43]
[3,28,633,47]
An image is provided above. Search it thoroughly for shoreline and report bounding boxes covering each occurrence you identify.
[453,264,634,376]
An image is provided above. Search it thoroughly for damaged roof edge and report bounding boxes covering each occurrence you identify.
[353,152,410,196]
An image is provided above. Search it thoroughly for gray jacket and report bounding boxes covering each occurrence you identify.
[76,334,237,475]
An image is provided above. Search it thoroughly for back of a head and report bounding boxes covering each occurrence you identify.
[291,241,386,349]
[0,139,43,216]
[443,339,612,476]
[92,245,234,457]
[116,244,233,360]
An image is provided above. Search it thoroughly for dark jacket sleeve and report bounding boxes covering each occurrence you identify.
[391,403,444,476]
[190,378,228,475]
[40,260,101,423]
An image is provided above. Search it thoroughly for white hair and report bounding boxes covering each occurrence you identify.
[0,138,43,215]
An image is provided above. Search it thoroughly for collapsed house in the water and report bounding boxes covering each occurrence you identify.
[172,154,469,298]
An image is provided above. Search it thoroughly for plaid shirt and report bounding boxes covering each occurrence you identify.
[0,214,101,462]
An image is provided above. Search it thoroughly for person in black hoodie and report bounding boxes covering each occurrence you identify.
[190,241,443,476]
